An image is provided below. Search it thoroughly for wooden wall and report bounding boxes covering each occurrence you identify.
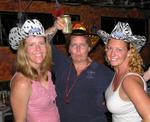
[0,1,148,33]
[0,1,150,80]
[0,47,16,81]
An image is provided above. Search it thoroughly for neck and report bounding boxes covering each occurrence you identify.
[113,68,128,91]
[74,58,92,76]
[114,68,128,83]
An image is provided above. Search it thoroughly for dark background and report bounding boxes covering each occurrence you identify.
[101,16,148,40]
[0,12,80,46]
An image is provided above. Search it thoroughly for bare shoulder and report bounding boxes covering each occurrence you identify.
[123,74,144,87]
[11,72,31,90]
[122,74,145,95]
[120,73,147,102]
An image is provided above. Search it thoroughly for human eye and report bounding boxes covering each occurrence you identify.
[80,44,87,48]
[26,43,35,50]
[39,41,46,46]
[106,46,112,52]
[27,43,34,47]
[70,44,77,48]
[116,48,124,52]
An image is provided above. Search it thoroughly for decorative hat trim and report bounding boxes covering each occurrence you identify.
[9,19,45,50]
[97,22,146,52]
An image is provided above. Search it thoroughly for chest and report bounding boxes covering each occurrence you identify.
[29,81,56,107]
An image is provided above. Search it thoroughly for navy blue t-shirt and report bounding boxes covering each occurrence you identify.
[52,44,114,122]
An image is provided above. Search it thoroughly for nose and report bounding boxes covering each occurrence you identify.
[35,44,41,51]
[76,45,81,52]
[110,49,116,57]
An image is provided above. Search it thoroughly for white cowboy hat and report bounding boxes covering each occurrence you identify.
[9,19,46,50]
[97,22,146,52]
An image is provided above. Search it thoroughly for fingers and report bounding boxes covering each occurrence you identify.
[54,17,65,30]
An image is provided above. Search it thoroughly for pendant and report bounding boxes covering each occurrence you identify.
[64,95,70,104]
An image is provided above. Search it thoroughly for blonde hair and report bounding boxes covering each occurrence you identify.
[16,38,53,81]
[128,43,144,74]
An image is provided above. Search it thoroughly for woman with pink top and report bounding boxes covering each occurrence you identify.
[9,19,62,122]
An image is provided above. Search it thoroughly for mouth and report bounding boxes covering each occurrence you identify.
[35,54,42,56]
[110,57,117,62]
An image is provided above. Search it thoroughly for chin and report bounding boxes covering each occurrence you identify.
[33,60,43,64]
[110,63,118,67]
[73,59,82,63]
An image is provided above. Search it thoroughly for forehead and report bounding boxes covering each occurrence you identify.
[25,36,45,43]
[107,38,128,47]
[70,35,88,44]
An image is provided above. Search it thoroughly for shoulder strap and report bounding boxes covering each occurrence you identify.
[118,72,147,91]
[10,72,18,88]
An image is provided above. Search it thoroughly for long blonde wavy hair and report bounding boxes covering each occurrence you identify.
[128,43,144,74]
[16,37,53,81]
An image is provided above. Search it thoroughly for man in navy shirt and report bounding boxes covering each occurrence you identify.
[46,18,114,122]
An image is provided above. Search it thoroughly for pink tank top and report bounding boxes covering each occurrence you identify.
[27,72,60,122]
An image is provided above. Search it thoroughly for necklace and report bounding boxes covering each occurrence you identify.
[64,60,91,104]
[64,62,79,104]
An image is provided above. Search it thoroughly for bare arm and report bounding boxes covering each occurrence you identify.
[10,73,31,122]
[122,76,150,122]
[46,17,65,41]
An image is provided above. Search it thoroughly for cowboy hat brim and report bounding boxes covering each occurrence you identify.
[97,25,146,52]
